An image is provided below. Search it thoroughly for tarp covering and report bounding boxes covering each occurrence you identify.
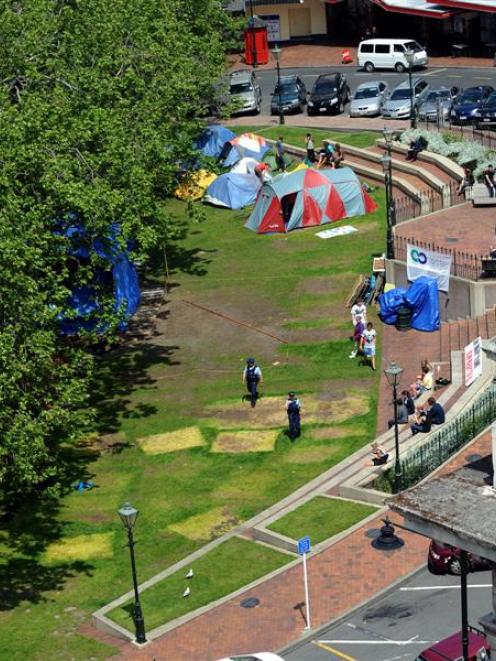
[378,276,440,332]
[57,222,140,335]
[245,167,377,234]
[194,125,235,158]
[203,172,261,209]
[223,132,270,167]
[175,169,218,200]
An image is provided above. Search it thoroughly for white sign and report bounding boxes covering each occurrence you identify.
[406,244,452,293]
[464,336,483,387]
[316,225,357,240]
[261,14,280,42]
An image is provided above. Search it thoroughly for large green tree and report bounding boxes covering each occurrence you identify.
[0,0,234,505]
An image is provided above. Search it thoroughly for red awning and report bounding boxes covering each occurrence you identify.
[370,0,458,18]
[433,0,496,11]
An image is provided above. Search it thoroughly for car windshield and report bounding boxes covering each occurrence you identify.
[276,84,299,95]
[405,41,423,52]
[486,92,496,104]
[425,92,439,103]
[391,88,411,100]
[230,82,253,95]
[354,87,378,99]
[315,82,337,94]
[461,89,482,102]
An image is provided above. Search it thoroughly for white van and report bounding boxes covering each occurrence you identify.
[357,39,428,73]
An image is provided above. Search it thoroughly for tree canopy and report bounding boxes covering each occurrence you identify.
[0,0,235,505]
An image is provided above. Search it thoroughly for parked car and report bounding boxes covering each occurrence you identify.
[476,90,496,128]
[270,74,307,115]
[307,73,350,116]
[357,38,428,73]
[381,77,430,119]
[449,85,494,124]
[418,87,456,122]
[216,654,285,661]
[229,69,262,115]
[427,539,491,575]
[415,626,490,661]
[349,80,389,117]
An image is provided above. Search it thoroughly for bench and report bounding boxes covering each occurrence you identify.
[472,183,496,207]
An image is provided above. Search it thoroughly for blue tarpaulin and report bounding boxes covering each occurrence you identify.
[203,173,261,209]
[194,125,236,158]
[379,276,440,332]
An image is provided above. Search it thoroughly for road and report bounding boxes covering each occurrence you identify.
[249,65,496,117]
[283,566,492,661]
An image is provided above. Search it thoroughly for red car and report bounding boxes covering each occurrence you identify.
[428,540,491,576]
[416,626,490,660]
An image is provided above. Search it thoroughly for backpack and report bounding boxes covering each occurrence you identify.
[246,365,259,382]
[287,399,300,414]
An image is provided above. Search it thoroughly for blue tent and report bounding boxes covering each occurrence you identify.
[57,222,140,335]
[203,173,261,209]
[378,276,440,332]
[195,125,236,158]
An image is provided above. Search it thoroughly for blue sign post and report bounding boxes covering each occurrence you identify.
[297,536,311,630]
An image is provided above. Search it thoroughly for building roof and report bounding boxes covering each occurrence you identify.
[369,0,459,18]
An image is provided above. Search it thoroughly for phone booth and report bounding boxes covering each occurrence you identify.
[244,17,268,66]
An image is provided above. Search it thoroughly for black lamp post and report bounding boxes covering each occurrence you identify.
[384,361,404,494]
[405,50,416,129]
[118,502,147,645]
[248,0,257,69]
[381,145,395,260]
[271,44,285,125]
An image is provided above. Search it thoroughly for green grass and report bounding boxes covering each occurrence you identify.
[108,537,291,631]
[268,497,378,544]
[233,125,379,149]
[0,127,386,658]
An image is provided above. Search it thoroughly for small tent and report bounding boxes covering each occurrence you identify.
[195,125,235,158]
[204,172,261,209]
[222,133,269,167]
[245,167,377,234]
[230,157,259,175]
[175,169,218,200]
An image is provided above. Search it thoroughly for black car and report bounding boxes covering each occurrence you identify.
[307,73,350,116]
[477,90,496,128]
[270,75,307,115]
[450,85,494,124]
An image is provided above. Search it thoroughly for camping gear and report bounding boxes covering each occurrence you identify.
[230,157,260,175]
[203,172,261,209]
[378,276,440,332]
[222,133,269,168]
[194,125,235,158]
[175,170,217,200]
[245,167,377,234]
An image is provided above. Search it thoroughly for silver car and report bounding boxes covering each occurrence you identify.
[381,77,430,119]
[229,69,262,115]
[418,88,455,122]
[350,81,388,117]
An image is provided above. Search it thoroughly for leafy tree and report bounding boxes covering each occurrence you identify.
[0,0,235,505]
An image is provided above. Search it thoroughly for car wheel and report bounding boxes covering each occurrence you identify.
[448,557,462,575]
[395,62,406,73]
[364,62,374,73]
[427,562,444,576]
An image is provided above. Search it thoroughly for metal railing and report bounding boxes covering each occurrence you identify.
[373,384,496,493]
[393,181,458,223]
[394,235,484,281]
[419,115,496,150]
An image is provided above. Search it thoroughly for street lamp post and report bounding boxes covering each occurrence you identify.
[271,44,285,125]
[118,502,147,645]
[381,145,395,260]
[384,361,404,494]
[248,0,257,69]
[405,50,416,129]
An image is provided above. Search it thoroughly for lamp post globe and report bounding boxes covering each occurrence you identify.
[271,44,285,125]
[404,50,416,129]
[384,362,404,493]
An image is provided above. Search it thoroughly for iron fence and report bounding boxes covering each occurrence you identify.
[393,181,458,224]
[418,115,496,150]
[373,384,496,494]
[394,235,484,281]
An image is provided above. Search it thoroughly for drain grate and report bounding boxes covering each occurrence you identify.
[241,597,260,609]
[446,237,459,243]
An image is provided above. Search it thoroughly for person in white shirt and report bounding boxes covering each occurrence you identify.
[351,299,367,326]
[360,321,377,370]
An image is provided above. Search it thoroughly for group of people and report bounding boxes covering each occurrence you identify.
[305,135,344,169]
[242,358,301,441]
[349,299,377,370]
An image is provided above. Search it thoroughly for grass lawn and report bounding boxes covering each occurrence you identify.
[233,125,379,149]
[109,537,291,631]
[0,129,386,659]
[268,497,378,545]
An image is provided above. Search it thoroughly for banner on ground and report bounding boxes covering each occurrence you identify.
[464,336,483,387]
[406,244,452,293]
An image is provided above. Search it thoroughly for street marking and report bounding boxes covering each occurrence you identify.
[320,640,434,646]
[423,68,447,76]
[447,75,462,78]
[400,583,491,591]
[313,640,357,660]
[477,77,494,80]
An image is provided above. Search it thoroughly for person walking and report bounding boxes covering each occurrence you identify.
[286,391,301,441]
[276,136,286,172]
[484,164,496,197]
[349,314,364,359]
[360,321,377,370]
[304,133,315,165]
[243,358,263,408]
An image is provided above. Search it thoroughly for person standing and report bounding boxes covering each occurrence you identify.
[286,391,301,441]
[276,136,286,172]
[484,164,496,197]
[360,321,377,370]
[304,133,315,165]
[243,358,263,408]
[351,298,367,326]
[349,314,364,359]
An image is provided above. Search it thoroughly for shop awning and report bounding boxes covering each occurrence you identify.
[434,0,496,11]
[370,0,459,17]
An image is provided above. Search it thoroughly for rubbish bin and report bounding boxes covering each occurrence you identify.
[395,305,412,331]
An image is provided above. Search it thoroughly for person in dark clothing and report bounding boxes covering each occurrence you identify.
[243,358,263,408]
[411,397,445,435]
[483,164,496,197]
[456,167,474,196]
[286,391,301,440]
[401,389,415,416]
[276,136,286,172]
[388,398,409,429]
[406,137,427,162]
[304,133,315,164]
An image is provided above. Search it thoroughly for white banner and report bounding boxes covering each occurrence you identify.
[464,336,483,387]
[406,244,452,293]
[262,15,280,42]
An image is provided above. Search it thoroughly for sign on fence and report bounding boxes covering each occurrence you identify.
[406,244,452,292]
[464,336,483,387]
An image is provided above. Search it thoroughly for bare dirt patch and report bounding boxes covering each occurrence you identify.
[138,426,205,454]
[211,430,279,453]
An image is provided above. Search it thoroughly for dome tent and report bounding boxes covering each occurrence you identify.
[222,132,269,167]
[194,125,235,158]
[203,172,261,209]
[245,167,377,234]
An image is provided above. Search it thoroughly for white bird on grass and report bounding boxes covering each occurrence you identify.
[182,586,191,598]
[185,568,194,579]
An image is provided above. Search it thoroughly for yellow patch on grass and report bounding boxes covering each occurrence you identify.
[138,426,205,454]
[169,507,239,541]
[211,430,279,453]
[44,532,114,563]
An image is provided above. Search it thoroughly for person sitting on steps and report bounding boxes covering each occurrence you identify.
[371,442,389,466]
